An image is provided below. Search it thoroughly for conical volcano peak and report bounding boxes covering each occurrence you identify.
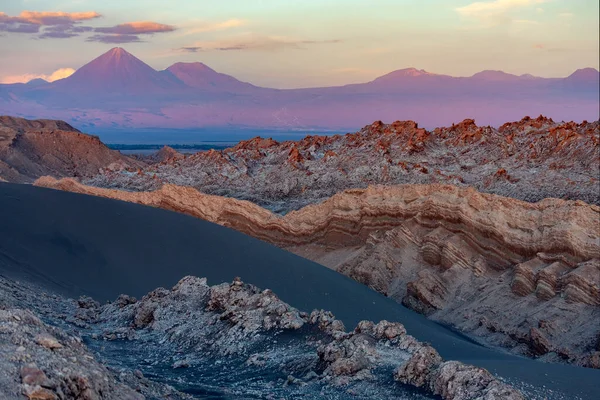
[106,47,128,58]
[53,47,184,93]
[90,47,146,68]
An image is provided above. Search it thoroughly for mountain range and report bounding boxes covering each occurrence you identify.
[0,47,598,132]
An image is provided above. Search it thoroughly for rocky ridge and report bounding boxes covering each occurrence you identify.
[83,116,600,211]
[0,273,526,399]
[0,116,143,183]
[36,177,600,368]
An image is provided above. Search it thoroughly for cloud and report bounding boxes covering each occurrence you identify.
[180,19,245,36]
[94,21,175,35]
[39,24,94,39]
[0,67,75,84]
[0,22,40,33]
[456,0,547,26]
[513,19,539,24]
[179,34,342,52]
[0,11,175,42]
[87,21,176,43]
[17,11,101,25]
[86,34,143,43]
[532,43,571,53]
[0,10,101,38]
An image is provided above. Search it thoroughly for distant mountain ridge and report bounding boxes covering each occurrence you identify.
[0,47,598,131]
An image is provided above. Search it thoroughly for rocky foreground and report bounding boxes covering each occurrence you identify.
[83,116,599,211]
[0,274,526,399]
[36,177,600,369]
[0,116,142,183]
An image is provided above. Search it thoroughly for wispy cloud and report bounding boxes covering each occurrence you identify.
[86,34,143,43]
[0,67,75,84]
[94,21,175,35]
[87,21,176,43]
[0,10,101,37]
[179,34,341,52]
[0,11,174,43]
[178,19,245,36]
[0,10,101,39]
[558,12,574,18]
[456,0,547,26]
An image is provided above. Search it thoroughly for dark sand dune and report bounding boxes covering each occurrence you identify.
[0,183,598,399]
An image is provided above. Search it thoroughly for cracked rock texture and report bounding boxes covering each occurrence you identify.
[77,276,525,399]
[0,274,525,400]
[0,308,144,400]
[79,116,599,211]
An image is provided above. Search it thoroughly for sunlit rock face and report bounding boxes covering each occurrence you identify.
[36,177,600,368]
[0,116,143,183]
[79,116,599,211]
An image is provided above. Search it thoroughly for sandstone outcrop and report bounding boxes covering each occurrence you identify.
[36,177,600,368]
[83,116,600,210]
[0,116,143,183]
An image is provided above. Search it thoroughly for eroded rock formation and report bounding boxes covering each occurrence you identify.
[0,116,143,183]
[83,116,600,210]
[0,272,525,399]
[36,177,600,368]
[79,276,525,399]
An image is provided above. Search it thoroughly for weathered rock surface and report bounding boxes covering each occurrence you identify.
[80,276,525,399]
[81,116,600,210]
[0,116,143,183]
[0,308,144,400]
[36,177,600,368]
[0,272,527,399]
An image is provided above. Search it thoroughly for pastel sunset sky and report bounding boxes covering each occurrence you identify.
[1,0,598,88]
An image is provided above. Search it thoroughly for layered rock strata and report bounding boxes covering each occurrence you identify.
[36,177,600,368]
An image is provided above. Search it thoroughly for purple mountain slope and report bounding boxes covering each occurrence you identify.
[166,62,259,92]
[52,47,186,94]
[0,48,597,130]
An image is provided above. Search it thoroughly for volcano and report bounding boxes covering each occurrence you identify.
[166,62,257,92]
[52,47,185,94]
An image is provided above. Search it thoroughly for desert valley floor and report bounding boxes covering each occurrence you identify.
[0,115,599,399]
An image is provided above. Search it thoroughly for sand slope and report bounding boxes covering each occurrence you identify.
[0,183,599,398]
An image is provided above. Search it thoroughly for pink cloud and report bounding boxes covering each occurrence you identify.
[87,21,176,43]
[0,11,100,25]
[1,67,75,84]
[17,11,101,25]
[95,21,175,35]
[0,10,101,38]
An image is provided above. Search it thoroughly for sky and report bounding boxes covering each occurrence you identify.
[0,0,598,88]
